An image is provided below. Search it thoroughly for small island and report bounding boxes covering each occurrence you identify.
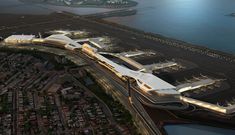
[20,0,138,8]
[230,13,235,17]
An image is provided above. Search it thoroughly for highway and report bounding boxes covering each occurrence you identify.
[1,11,235,133]
[76,51,187,108]
[74,51,162,135]
[1,44,161,134]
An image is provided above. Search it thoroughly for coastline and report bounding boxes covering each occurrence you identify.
[0,11,235,60]
[89,18,235,63]
[84,9,137,18]
[1,12,235,134]
[19,0,138,9]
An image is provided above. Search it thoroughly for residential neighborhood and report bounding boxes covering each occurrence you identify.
[0,51,136,135]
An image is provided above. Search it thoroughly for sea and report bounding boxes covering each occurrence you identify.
[105,0,235,54]
[1,0,235,54]
[1,0,235,134]
[164,124,235,135]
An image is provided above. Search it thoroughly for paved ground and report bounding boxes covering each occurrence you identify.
[1,12,235,129]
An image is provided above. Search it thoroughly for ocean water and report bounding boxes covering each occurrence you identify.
[1,0,235,54]
[1,1,235,134]
[0,0,115,15]
[164,124,235,135]
[105,0,235,54]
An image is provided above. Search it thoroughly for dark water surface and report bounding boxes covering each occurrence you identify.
[105,0,235,54]
[1,0,235,134]
[164,124,235,135]
[0,0,114,15]
[1,0,235,54]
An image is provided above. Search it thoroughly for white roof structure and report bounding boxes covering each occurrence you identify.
[144,61,178,71]
[75,37,107,49]
[89,38,106,49]
[95,52,178,95]
[75,38,89,42]
[50,30,87,35]
[82,44,178,95]
[4,35,35,44]
[176,78,216,93]
[119,50,145,57]
[45,34,82,50]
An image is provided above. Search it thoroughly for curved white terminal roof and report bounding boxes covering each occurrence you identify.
[50,30,87,36]
[5,35,35,40]
[45,34,82,50]
[176,78,216,93]
[4,35,35,44]
[95,52,178,95]
[75,37,106,49]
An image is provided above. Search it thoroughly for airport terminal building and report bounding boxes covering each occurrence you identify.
[4,34,235,115]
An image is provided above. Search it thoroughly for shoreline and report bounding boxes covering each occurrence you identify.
[84,9,137,18]
[93,18,235,63]
[1,11,234,60]
[19,0,138,9]
[1,12,235,133]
